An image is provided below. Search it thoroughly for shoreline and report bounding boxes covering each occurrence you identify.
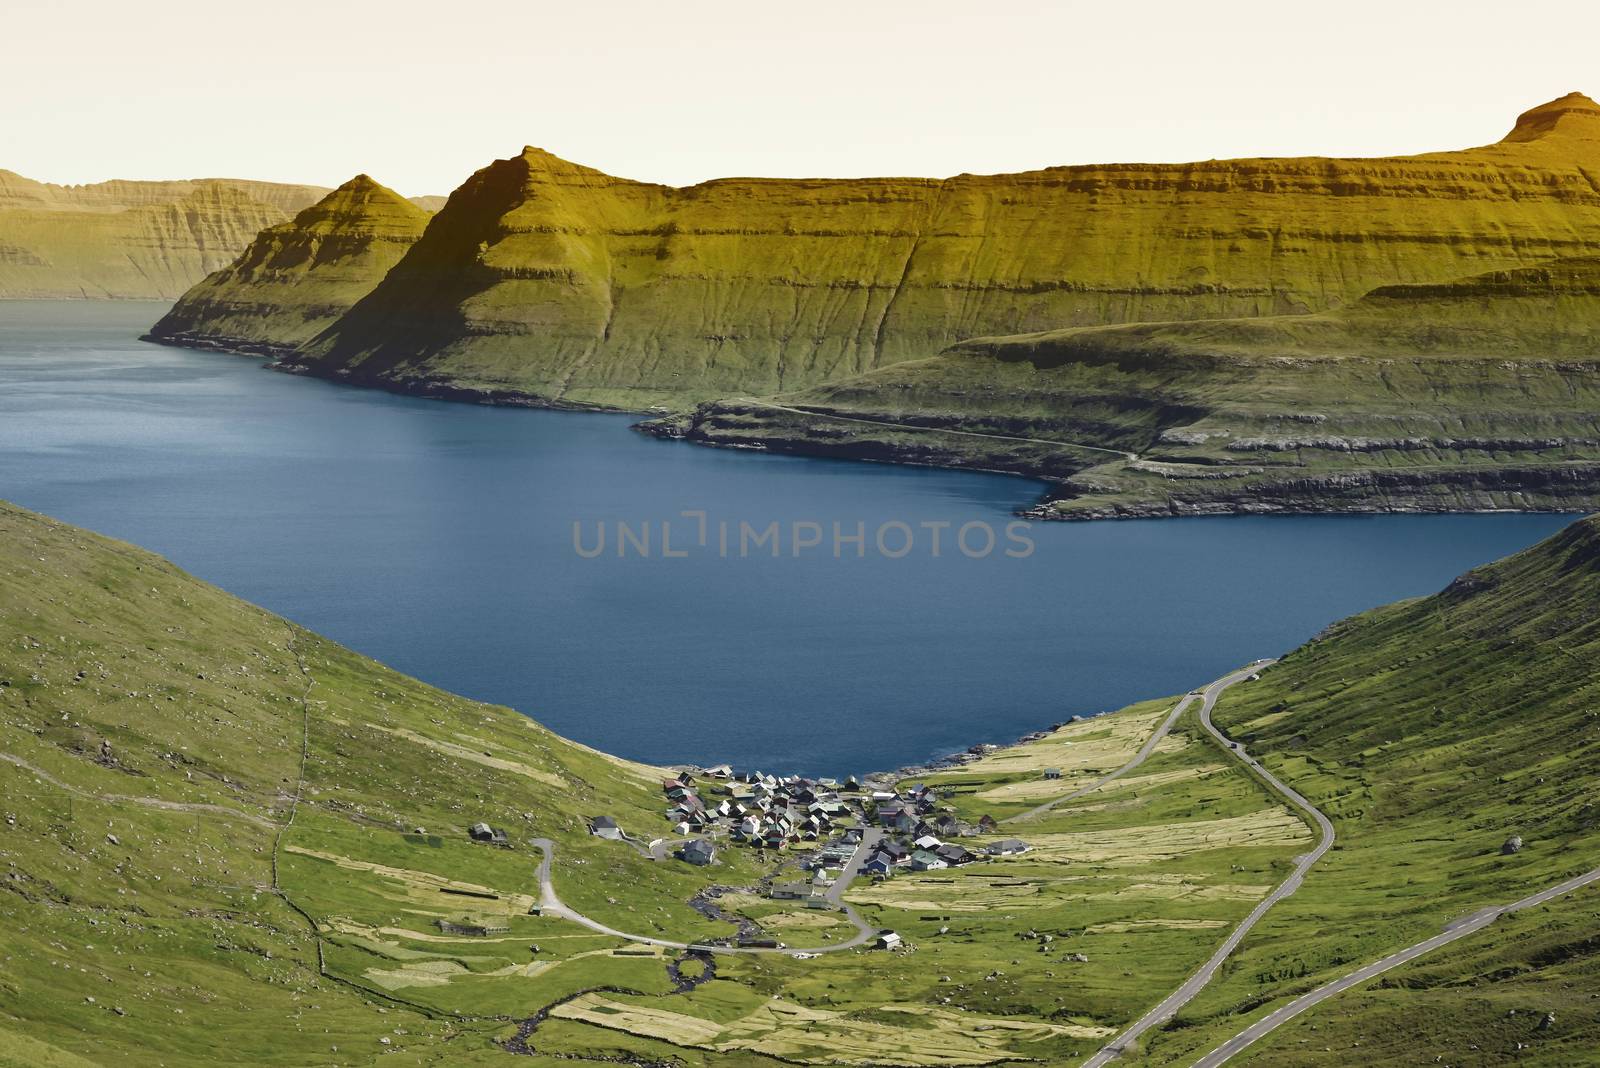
[138,331,1600,525]
[140,331,646,414]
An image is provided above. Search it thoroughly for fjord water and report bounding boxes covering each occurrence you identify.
[0,303,1573,775]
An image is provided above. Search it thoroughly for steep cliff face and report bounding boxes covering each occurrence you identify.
[273,93,1600,407]
[145,176,431,353]
[0,173,329,298]
[0,172,439,300]
[651,254,1600,517]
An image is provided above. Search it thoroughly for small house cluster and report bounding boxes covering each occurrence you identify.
[651,767,1032,881]
[769,868,834,908]
[661,768,855,850]
[860,785,1028,878]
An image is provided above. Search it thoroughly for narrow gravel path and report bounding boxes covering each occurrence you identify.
[530,837,878,955]
[0,750,279,830]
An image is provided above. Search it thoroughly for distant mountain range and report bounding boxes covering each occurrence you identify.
[0,170,442,300]
[132,92,1600,517]
[148,93,1600,406]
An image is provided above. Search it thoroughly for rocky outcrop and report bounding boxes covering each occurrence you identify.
[255,93,1600,409]
[145,176,430,352]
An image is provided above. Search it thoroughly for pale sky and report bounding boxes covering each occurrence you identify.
[6,0,1598,197]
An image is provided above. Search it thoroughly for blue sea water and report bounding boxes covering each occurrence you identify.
[0,302,1573,775]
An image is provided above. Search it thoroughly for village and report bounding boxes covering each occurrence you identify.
[629,765,1031,903]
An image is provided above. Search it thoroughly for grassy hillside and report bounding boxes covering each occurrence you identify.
[1134,515,1600,1065]
[0,501,1303,1065]
[658,254,1600,517]
[144,176,432,354]
[241,93,1600,409]
[6,498,1600,1065]
[0,501,753,1065]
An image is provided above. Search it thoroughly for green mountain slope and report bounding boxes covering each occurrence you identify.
[144,176,432,355]
[0,501,754,1065]
[1135,514,1600,1065]
[659,253,1600,517]
[242,93,1600,409]
[5,500,1600,1064]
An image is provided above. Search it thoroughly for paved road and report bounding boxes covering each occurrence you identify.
[529,838,879,956]
[1083,657,1345,1068]
[744,400,1138,461]
[825,827,884,906]
[1007,665,1266,825]
[820,827,885,943]
[1191,863,1600,1066]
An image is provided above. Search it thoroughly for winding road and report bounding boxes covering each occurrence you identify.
[1007,664,1267,825]
[529,834,881,956]
[1083,657,1346,1068]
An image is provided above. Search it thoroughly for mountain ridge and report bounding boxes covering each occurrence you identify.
[141,93,1600,410]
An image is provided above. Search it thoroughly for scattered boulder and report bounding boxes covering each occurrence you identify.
[1501,834,1524,855]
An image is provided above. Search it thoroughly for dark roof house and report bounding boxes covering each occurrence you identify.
[678,839,717,866]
